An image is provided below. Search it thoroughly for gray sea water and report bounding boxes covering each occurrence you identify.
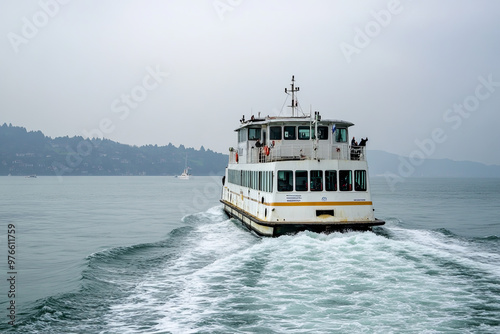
[0,176,499,333]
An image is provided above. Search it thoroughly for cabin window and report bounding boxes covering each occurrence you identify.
[284,126,296,140]
[248,128,261,140]
[270,171,274,192]
[236,170,274,192]
[228,169,242,186]
[270,126,282,140]
[310,170,323,191]
[355,170,367,191]
[261,171,273,192]
[278,170,293,191]
[247,171,251,188]
[298,126,310,140]
[262,171,267,192]
[295,170,308,191]
[325,170,337,191]
[268,171,272,192]
[242,170,248,188]
[318,126,329,140]
[335,128,347,143]
[238,129,247,143]
[339,170,352,191]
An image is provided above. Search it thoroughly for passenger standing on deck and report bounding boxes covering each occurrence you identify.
[355,137,368,160]
[351,137,359,160]
[255,139,263,162]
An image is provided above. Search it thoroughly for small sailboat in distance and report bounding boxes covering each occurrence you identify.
[177,155,190,180]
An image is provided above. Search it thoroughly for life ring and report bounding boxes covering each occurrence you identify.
[264,146,270,156]
[235,152,239,163]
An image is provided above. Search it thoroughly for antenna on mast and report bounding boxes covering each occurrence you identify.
[284,75,300,117]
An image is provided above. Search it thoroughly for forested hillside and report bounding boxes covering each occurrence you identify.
[0,123,228,176]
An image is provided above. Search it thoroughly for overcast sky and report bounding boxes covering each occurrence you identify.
[1,0,499,165]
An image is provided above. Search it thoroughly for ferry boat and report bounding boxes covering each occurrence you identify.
[220,76,384,237]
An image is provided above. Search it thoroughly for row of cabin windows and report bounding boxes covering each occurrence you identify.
[238,127,349,143]
[272,126,329,140]
[227,169,274,193]
[277,170,367,192]
[228,169,367,193]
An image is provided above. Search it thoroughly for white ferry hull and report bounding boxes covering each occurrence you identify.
[222,199,384,237]
[221,159,384,237]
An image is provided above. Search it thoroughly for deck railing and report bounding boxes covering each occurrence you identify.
[229,145,366,164]
[350,146,366,161]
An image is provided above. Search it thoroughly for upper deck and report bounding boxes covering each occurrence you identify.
[228,113,366,164]
[227,76,368,165]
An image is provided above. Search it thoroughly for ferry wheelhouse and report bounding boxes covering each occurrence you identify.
[221,76,384,236]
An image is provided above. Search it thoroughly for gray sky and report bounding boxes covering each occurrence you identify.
[1,0,500,165]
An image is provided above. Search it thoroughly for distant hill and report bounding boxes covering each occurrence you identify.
[367,150,500,178]
[2,124,499,178]
[0,123,228,176]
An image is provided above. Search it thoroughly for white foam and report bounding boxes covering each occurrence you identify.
[102,214,500,333]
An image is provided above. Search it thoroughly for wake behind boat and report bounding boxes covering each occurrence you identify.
[221,76,384,236]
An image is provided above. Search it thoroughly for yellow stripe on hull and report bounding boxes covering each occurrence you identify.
[269,201,373,207]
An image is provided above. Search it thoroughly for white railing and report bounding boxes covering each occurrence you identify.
[349,146,366,161]
[229,144,366,163]
[229,144,366,164]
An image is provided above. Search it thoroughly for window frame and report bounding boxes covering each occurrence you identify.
[284,126,296,140]
[248,128,261,141]
[325,170,337,191]
[277,170,293,192]
[295,170,308,191]
[317,126,329,140]
[270,126,282,140]
[339,170,352,191]
[335,128,348,143]
[298,126,310,140]
[310,170,323,191]
[354,170,367,191]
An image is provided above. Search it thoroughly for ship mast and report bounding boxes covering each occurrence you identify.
[285,75,300,117]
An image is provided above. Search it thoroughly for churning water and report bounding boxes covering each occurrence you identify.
[0,176,499,333]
